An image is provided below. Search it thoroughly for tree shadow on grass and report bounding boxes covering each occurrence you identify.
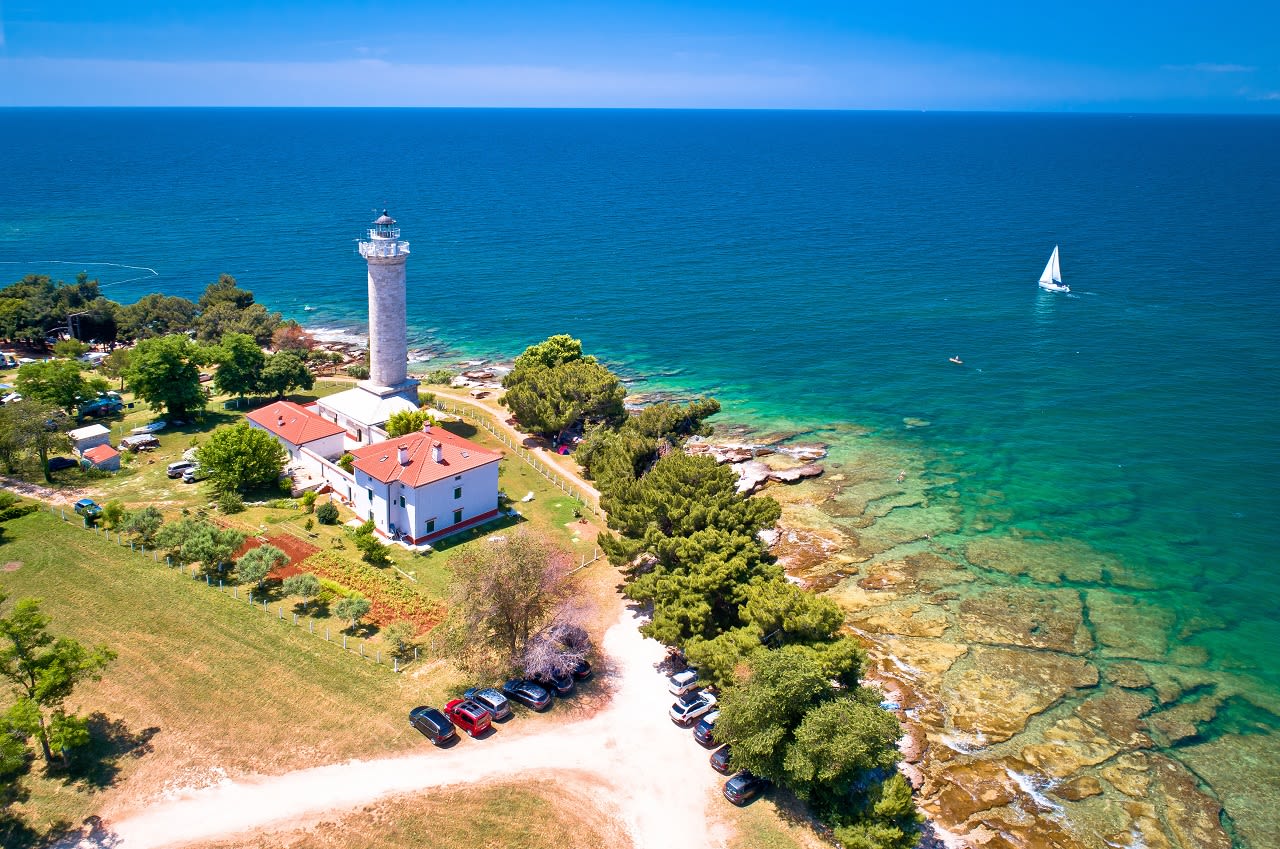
[62,713,160,791]
[42,814,122,849]
[441,420,479,440]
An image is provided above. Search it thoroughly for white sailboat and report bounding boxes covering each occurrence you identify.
[1038,246,1068,293]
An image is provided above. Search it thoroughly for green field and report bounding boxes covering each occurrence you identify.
[0,509,449,843]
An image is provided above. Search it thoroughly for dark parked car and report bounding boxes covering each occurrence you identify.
[47,456,78,471]
[501,679,552,711]
[570,658,592,680]
[710,744,734,775]
[723,771,768,806]
[73,498,103,519]
[444,698,493,738]
[409,706,456,745]
[532,670,575,697]
[693,710,720,747]
[464,687,512,720]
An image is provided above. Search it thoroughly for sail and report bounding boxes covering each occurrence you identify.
[1039,246,1061,285]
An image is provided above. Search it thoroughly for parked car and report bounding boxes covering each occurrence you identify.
[181,465,207,484]
[693,710,720,747]
[166,460,196,479]
[668,668,699,696]
[570,658,592,680]
[501,679,552,711]
[723,771,768,806]
[532,670,575,697]
[710,744,734,775]
[78,398,122,419]
[47,456,78,472]
[670,691,717,726]
[463,687,512,721]
[408,706,456,745]
[444,698,493,738]
[73,498,102,519]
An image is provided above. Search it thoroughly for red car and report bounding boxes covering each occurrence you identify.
[444,698,492,738]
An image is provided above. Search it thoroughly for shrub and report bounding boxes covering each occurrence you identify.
[304,517,314,532]
[345,364,369,380]
[279,476,294,495]
[418,390,438,407]
[315,502,340,525]
[301,491,317,513]
[218,491,245,514]
[102,500,126,530]
[299,550,442,633]
[382,620,418,659]
[423,369,454,385]
[337,453,355,473]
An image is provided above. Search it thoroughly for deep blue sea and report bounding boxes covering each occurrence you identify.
[1,108,1278,700]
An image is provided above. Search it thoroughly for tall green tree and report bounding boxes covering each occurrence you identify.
[0,401,70,482]
[258,351,313,398]
[212,332,265,403]
[116,293,199,340]
[121,506,164,544]
[282,573,321,611]
[154,518,246,574]
[334,596,372,632]
[99,347,132,390]
[198,274,255,311]
[0,593,115,764]
[123,334,207,419]
[196,421,286,493]
[16,360,107,415]
[235,544,287,589]
[503,357,626,437]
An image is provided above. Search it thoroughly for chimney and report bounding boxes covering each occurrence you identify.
[397,444,410,466]
[277,415,285,427]
[421,422,431,433]
[431,441,443,463]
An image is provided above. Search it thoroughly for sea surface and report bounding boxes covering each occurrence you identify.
[2,108,1279,843]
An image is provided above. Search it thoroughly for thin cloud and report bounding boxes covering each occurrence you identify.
[1163,62,1256,73]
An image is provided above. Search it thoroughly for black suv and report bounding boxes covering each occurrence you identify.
[501,679,552,711]
[409,706,456,745]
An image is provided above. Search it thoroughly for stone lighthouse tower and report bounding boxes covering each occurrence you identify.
[358,210,418,402]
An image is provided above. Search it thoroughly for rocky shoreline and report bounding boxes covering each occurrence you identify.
[689,429,1276,849]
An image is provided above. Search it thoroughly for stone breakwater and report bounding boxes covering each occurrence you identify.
[694,429,1280,849]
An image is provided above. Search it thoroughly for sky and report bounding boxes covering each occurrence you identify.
[0,1,1277,111]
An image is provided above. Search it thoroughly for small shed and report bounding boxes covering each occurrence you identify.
[81,443,121,472]
[68,423,111,456]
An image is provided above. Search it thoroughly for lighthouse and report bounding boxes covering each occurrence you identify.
[357,210,418,401]
[312,210,422,443]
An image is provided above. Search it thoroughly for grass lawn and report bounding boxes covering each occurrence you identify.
[0,509,459,845]
[188,781,631,849]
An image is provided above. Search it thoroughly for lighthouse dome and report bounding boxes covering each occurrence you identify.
[373,210,396,226]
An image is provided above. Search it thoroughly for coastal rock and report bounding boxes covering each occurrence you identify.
[1100,753,1154,798]
[965,537,1148,587]
[930,758,1025,822]
[1107,805,1174,849]
[958,587,1093,655]
[732,460,772,495]
[849,601,950,639]
[1179,730,1280,849]
[1144,692,1223,745]
[1105,661,1153,690]
[899,762,925,791]
[943,647,1098,744]
[1149,755,1233,849]
[1075,688,1156,748]
[1020,717,1124,778]
[1085,591,1174,661]
[1053,775,1103,801]
[768,463,824,484]
[757,527,781,548]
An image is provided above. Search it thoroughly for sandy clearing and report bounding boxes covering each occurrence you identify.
[59,607,730,849]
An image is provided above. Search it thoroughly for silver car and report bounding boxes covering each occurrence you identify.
[463,687,512,720]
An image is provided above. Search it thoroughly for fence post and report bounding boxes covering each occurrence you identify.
[235,586,239,599]
[309,619,314,634]
[279,605,283,619]
[325,628,329,641]
[294,613,298,625]
[394,657,399,673]
[343,634,348,649]
[415,646,419,661]
[206,574,210,585]
[249,593,253,605]
[360,642,364,657]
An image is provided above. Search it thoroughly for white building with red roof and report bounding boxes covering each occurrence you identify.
[350,425,502,545]
[81,443,121,472]
[246,400,347,463]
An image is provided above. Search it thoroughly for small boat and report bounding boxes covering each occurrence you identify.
[1038,246,1068,293]
[949,356,963,365]
[303,304,316,311]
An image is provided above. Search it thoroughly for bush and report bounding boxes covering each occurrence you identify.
[337,453,355,473]
[279,476,294,495]
[345,364,369,380]
[304,517,315,532]
[218,491,245,514]
[382,620,418,659]
[315,502,340,525]
[418,390,438,407]
[301,491,317,513]
[423,369,454,385]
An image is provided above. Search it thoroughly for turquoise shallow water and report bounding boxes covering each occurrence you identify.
[1,108,1278,697]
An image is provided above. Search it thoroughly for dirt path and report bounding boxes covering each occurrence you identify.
[58,608,732,849]
[428,387,602,510]
[0,474,85,506]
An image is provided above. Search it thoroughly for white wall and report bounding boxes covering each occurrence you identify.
[354,460,500,541]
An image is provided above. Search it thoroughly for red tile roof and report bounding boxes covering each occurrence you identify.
[247,400,346,446]
[351,427,501,488]
[82,444,120,463]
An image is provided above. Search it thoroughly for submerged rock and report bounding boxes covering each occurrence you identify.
[944,647,1099,744]
[958,587,1094,655]
[1053,775,1103,801]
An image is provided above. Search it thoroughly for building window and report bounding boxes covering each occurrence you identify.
[367,487,373,502]
[399,495,406,508]
[425,519,435,533]
[453,486,462,499]
[454,475,462,481]
[453,509,463,525]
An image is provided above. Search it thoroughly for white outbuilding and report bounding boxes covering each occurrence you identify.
[67,423,112,456]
